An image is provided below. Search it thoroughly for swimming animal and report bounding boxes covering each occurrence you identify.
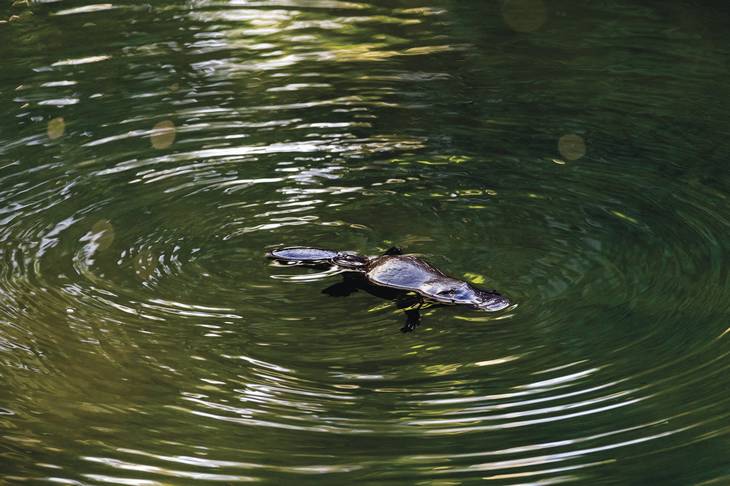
[266,246,510,332]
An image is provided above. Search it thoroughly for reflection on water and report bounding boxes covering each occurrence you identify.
[1,0,730,484]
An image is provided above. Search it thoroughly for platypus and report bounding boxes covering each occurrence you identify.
[266,246,510,332]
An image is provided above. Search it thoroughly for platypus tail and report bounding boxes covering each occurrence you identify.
[267,246,370,271]
[266,246,340,264]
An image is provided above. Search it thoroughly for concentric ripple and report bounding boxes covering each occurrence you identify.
[1,0,730,484]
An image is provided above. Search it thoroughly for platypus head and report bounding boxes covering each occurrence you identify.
[332,251,369,270]
[472,288,511,312]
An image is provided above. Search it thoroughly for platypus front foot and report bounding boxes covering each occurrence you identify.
[400,308,421,333]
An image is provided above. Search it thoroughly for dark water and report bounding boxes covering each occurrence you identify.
[2,0,730,484]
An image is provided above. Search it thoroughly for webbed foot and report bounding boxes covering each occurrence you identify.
[400,309,421,333]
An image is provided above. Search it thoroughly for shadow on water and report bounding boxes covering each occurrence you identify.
[323,273,426,331]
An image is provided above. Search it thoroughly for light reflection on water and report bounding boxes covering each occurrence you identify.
[1,0,730,484]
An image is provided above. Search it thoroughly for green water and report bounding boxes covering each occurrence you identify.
[2,1,730,484]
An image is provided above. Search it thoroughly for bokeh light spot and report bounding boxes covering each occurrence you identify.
[150,120,176,149]
[558,134,586,161]
[47,117,65,140]
[502,0,547,33]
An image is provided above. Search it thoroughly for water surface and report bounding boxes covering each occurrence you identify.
[2,0,730,484]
